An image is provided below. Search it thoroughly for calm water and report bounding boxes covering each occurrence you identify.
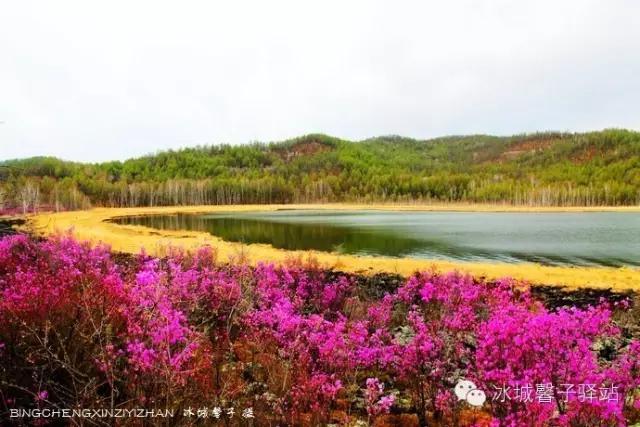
[112,210,640,267]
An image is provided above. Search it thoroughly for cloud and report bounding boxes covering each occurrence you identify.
[1,0,639,161]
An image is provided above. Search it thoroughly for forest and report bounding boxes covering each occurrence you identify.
[1,129,639,212]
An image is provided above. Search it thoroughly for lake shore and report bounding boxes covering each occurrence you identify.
[25,204,640,291]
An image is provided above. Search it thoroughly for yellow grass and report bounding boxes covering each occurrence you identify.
[24,204,640,291]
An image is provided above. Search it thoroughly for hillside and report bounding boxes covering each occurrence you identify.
[1,129,640,212]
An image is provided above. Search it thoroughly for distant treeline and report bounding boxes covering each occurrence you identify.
[1,129,640,212]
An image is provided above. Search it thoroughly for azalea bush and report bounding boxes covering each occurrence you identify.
[1,234,639,426]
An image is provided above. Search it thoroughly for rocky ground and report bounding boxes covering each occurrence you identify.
[0,217,24,237]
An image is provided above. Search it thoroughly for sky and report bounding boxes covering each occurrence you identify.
[1,1,639,162]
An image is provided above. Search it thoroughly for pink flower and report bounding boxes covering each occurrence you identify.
[365,378,395,416]
[2,234,639,424]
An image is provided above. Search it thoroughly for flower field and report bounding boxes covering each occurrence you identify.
[1,234,640,426]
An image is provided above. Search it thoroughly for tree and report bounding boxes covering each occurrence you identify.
[0,186,6,211]
[18,181,39,214]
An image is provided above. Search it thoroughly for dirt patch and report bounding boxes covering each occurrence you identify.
[277,140,333,161]
[571,145,602,164]
[531,284,634,310]
[498,137,560,162]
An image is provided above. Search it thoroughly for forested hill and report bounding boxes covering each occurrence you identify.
[1,129,640,212]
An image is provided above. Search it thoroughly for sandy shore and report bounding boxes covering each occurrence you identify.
[25,204,640,291]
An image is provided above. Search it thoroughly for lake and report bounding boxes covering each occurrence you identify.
[111,210,640,267]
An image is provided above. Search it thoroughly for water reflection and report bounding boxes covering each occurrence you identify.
[111,210,640,267]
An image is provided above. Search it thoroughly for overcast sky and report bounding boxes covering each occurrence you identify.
[1,1,639,162]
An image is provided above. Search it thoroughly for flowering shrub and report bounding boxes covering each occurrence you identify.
[1,234,639,426]
[365,378,396,417]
